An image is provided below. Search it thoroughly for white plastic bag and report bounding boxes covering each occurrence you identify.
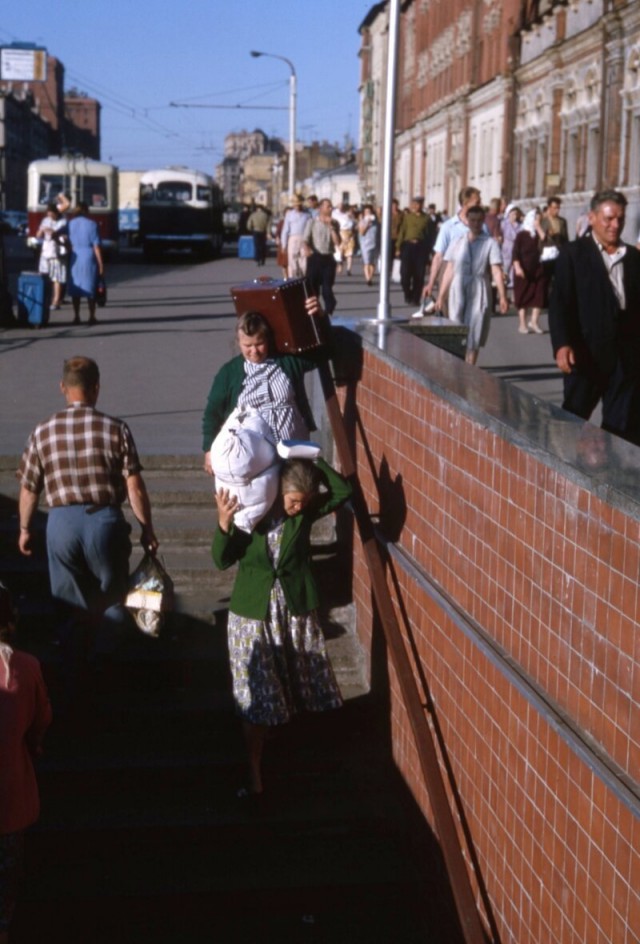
[391,258,401,283]
[210,406,280,532]
[210,406,276,483]
[126,553,174,637]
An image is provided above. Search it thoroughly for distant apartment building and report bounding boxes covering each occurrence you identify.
[224,128,272,160]
[217,127,348,210]
[64,92,101,159]
[216,155,241,204]
[304,160,363,207]
[217,129,283,205]
[0,88,50,209]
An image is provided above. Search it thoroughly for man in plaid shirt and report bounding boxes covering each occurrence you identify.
[17,356,158,641]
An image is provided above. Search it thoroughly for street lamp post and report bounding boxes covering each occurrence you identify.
[250,50,297,203]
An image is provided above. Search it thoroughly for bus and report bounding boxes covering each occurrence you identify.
[138,167,224,260]
[27,156,119,252]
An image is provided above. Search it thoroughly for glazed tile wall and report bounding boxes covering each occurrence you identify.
[344,349,640,943]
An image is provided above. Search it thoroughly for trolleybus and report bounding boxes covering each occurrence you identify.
[138,167,224,260]
[27,156,119,252]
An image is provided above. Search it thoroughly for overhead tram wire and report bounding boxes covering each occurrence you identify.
[170,80,289,112]
[170,103,287,111]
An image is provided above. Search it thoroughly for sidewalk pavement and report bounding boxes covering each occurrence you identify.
[0,242,565,457]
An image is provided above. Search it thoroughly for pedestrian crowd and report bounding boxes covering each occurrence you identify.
[3,182,640,937]
[269,185,640,443]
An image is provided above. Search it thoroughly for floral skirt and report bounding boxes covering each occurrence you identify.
[227,580,343,726]
[0,831,24,932]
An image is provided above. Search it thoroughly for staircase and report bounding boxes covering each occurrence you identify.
[0,454,465,944]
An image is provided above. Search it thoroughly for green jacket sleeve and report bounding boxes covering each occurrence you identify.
[201,357,244,453]
[311,457,352,520]
[211,522,252,570]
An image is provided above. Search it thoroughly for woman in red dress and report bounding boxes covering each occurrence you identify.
[512,208,549,335]
[0,584,51,943]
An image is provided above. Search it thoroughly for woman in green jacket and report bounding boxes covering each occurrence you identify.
[212,455,351,796]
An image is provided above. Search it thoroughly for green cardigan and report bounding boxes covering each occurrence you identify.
[211,458,352,620]
[201,352,323,453]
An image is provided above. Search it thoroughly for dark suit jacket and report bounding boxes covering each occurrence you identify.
[549,236,640,379]
[211,458,352,620]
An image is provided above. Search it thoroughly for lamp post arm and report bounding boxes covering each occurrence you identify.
[250,51,297,203]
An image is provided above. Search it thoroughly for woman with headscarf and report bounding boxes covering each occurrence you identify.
[512,207,549,334]
[500,204,522,297]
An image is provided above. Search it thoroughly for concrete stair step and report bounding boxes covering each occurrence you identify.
[12,885,432,944]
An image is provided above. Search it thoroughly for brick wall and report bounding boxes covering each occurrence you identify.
[335,323,639,943]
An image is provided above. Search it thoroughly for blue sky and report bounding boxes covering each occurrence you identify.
[1,0,371,172]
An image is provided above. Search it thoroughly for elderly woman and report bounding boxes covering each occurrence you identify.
[512,208,549,335]
[0,583,51,944]
[500,204,522,295]
[201,297,325,474]
[213,455,350,796]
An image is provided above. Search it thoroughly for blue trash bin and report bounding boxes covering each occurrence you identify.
[238,235,256,260]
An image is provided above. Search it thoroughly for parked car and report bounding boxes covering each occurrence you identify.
[0,211,28,236]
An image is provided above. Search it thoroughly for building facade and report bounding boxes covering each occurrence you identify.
[513,0,640,234]
[0,89,50,209]
[0,45,102,209]
[64,93,101,159]
[359,0,640,236]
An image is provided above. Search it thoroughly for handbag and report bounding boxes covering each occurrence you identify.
[540,245,559,262]
[96,276,107,307]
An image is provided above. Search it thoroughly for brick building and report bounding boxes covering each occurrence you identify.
[64,93,101,159]
[359,0,640,234]
[0,46,101,208]
[513,0,640,233]
[0,89,50,209]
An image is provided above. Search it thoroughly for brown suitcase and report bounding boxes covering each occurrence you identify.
[230,277,330,354]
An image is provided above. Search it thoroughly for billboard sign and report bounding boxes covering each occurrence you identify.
[0,46,47,82]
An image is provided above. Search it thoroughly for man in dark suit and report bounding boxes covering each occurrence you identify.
[549,190,640,446]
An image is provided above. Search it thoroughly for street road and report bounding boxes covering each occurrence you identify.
[1,243,565,456]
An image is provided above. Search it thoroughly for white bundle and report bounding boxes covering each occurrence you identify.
[210,406,280,532]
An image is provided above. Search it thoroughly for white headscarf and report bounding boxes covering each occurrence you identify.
[521,209,539,237]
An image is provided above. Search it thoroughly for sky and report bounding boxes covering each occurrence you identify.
[0,0,372,173]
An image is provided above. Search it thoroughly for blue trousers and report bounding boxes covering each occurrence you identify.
[46,506,133,708]
[46,504,132,613]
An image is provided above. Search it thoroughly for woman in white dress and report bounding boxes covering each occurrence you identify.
[436,205,508,365]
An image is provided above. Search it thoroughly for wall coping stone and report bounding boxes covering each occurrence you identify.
[332,316,640,522]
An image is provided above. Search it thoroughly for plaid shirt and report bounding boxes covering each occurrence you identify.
[18,403,142,507]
